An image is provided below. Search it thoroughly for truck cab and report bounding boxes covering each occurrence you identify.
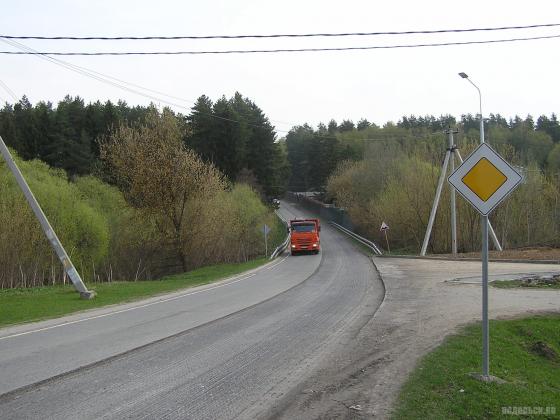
[289,219,321,255]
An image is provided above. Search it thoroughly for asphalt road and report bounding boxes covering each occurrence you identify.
[0,201,383,419]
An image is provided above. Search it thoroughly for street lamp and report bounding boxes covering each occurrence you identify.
[458,72,484,144]
[458,71,491,378]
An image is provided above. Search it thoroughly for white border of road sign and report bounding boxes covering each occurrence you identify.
[262,224,271,235]
[448,143,522,216]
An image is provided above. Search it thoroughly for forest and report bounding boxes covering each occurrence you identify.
[0,95,287,288]
[1,93,559,287]
[320,114,560,253]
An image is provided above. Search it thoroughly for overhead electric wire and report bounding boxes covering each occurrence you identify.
[0,38,294,128]
[1,23,558,40]
[0,33,559,55]
[0,43,426,142]
[0,78,18,102]
[0,37,547,144]
[0,39,543,143]
[37,59,294,126]
[0,38,295,133]
[2,29,552,142]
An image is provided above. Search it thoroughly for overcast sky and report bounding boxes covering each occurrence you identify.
[1,0,559,133]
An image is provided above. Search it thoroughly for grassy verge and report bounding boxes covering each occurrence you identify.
[393,315,560,419]
[0,258,267,329]
[492,279,560,289]
[269,213,289,251]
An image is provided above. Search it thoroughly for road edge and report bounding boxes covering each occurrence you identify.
[0,253,290,337]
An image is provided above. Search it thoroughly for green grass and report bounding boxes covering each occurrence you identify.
[0,258,267,329]
[393,315,560,419]
[492,279,560,289]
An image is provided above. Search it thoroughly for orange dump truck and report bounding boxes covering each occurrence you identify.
[289,219,321,255]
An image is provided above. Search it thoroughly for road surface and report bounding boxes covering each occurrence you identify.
[0,200,383,419]
[277,257,560,419]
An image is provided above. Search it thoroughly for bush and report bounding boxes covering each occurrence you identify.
[0,112,292,289]
[0,155,109,287]
[327,142,560,253]
[184,184,283,267]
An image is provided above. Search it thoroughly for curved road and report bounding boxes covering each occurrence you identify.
[0,201,383,419]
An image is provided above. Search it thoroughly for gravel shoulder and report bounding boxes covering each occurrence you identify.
[439,247,560,262]
[273,257,560,419]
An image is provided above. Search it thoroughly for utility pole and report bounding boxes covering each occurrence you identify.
[447,128,459,255]
[0,136,95,299]
[421,128,503,256]
[420,128,461,256]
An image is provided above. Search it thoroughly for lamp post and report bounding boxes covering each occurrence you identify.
[459,72,484,144]
[458,75,502,242]
[458,72,490,377]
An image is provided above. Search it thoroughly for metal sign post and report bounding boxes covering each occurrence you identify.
[262,224,271,258]
[481,214,489,376]
[448,142,522,379]
[380,222,390,253]
[0,136,95,299]
[448,129,458,255]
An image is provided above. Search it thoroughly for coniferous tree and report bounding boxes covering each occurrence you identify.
[327,119,338,133]
[357,118,371,130]
[339,119,355,132]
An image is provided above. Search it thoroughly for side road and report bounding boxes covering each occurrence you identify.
[272,257,560,419]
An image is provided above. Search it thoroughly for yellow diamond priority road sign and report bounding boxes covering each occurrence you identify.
[448,143,522,216]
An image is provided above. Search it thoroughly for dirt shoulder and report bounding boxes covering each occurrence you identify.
[271,258,560,419]
[439,246,560,262]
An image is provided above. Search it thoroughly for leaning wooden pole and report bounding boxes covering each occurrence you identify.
[0,136,95,299]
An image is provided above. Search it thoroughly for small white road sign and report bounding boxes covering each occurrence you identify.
[262,224,271,235]
[448,143,522,216]
[380,222,389,231]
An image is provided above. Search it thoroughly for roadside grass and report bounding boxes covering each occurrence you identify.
[393,315,560,419]
[492,279,560,290]
[0,258,267,329]
[269,214,289,252]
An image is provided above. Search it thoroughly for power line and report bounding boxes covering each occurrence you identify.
[0,41,524,143]
[1,23,558,40]
[0,39,294,129]
[0,79,18,102]
[0,38,295,132]
[0,40,536,144]
[0,34,558,55]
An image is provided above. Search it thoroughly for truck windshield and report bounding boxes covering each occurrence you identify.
[292,224,315,232]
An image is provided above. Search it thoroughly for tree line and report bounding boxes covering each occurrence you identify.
[0,93,290,197]
[322,114,560,253]
[286,113,560,193]
[2,92,559,269]
[0,97,288,289]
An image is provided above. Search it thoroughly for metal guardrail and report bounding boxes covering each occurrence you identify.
[270,213,290,260]
[270,232,290,260]
[329,221,383,255]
